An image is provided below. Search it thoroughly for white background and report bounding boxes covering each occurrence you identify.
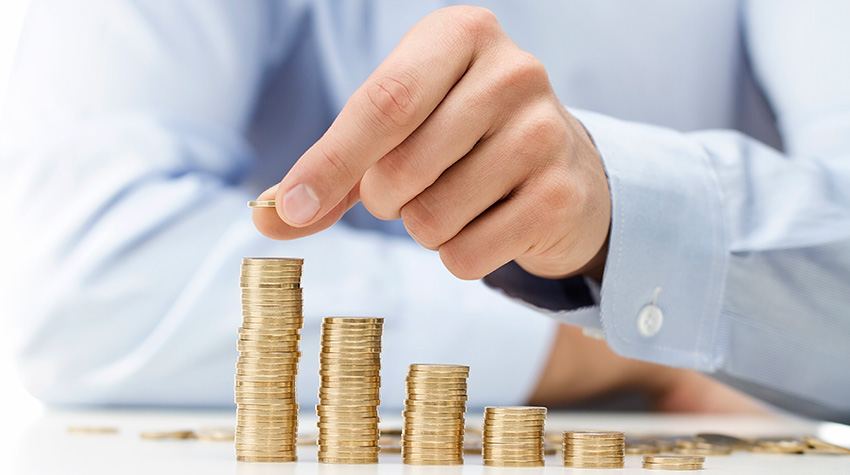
[0,0,43,453]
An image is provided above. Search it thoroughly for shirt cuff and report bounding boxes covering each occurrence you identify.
[573,109,729,371]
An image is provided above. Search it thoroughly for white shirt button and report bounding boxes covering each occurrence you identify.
[637,304,663,337]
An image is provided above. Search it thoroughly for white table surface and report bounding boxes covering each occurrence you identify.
[7,409,850,475]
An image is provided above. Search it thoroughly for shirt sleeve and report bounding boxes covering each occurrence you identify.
[0,0,556,408]
[486,0,850,420]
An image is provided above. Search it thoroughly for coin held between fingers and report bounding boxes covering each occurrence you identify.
[248,201,277,208]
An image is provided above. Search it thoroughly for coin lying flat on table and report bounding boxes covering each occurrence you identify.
[67,427,119,435]
[248,201,276,208]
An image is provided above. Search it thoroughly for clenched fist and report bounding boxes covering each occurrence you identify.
[253,6,611,281]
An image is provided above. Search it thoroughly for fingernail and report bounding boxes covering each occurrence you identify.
[283,183,321,225]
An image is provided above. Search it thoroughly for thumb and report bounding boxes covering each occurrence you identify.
[252,183,361,240]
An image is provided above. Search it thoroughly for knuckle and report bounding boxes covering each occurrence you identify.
[535,171,585,219]
[522,112,567,149]
[439,241,485,280]
[400,195,448,249]
[365,74,420,129]
[449,6,500,41]
[495,51,550,93]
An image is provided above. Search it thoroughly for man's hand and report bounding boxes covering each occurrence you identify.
[253,6,611,280]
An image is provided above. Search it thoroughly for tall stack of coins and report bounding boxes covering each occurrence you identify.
[235,257,304,463]
[563,431,625,469]
[402,364,470,465]
[642,455,706,470]
[481,406,547,467]
[317,317,384,464]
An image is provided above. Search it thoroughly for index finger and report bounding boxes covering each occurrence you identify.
[274,7,495,230]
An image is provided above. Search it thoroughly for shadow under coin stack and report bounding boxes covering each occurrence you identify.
[563,431,625,469]
[481,406,547,467]
[317,317,384,464]
[235,257,304,463]
[402,364,470,465]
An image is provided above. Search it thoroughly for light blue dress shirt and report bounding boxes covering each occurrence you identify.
[1,0,849,423]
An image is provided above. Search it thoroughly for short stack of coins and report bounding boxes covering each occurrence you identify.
[642,455,706,470]
[481,406,547,467]
[563,431,625,469]
[317,317,384,464]
[235,257,304,463]
[402,364,470,465]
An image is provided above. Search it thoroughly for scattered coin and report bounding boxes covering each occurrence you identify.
[67,427,119,435]
[803,435,850,455]
[140,430,196,440]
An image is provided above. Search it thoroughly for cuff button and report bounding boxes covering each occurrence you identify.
[637,304,663,337]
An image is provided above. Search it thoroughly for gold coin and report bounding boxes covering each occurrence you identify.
[481,436,543,447]
[323,317,384,324]
[409,364,468,372]
[483,460,544,467]
[566,462,625,469]
[402,459,463,466]
[316,413,380,421]
[236,365,299,372]
[318,441,380,448]
[67,427,119,435]
[642,463,704,470]
[402,414,465,421]
[319,369,381,376]
[237,356,300,364]
[140,430,196,440]
[406,380,468,388]
[242,257,303,265]
[240,268,302,274]
[405,399,466,407]
[483,448,544,455]
[235,377,297,385]
[239,327,302,335]
[236,428,298,436]
[644,455,706,464]
[803,436,850,454]
[563,431,624,439]
[321,333,384,340]
[240,275,302,282]
[482,428,544,436]
[485,406,546,414]
[237,417,299,424]
[563,455,625,462]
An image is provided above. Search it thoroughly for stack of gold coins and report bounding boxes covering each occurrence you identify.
[563,431,625,469]
[481,407,547,467]
[642,455,706,470]
[235,257,304,463]
[317,317,384,464]
[402,364,470,465]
